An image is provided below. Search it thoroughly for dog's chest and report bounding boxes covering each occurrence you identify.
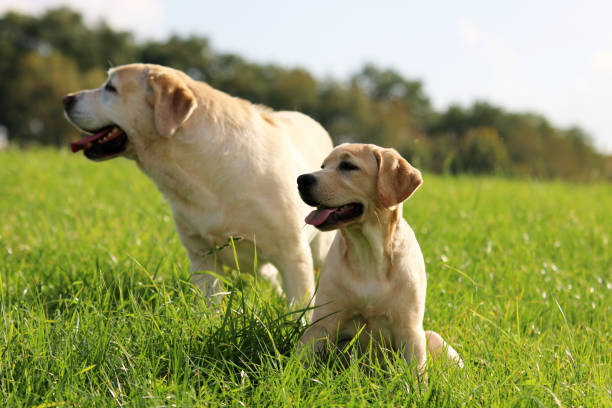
[335,277,409,345]
[344,277,394,318]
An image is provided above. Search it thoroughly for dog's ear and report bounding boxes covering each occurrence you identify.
[374,148,423,207]
[148,72,197,138]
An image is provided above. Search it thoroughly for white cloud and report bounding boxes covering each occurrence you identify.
[0,0,165,39]
[457,19,480,48]
[567,50,612,152]
[456,19,537,109]
[0,0,40,14]
[456,19,612,152]
[591,50,612,75]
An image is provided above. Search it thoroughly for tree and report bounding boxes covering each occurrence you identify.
[0,7,606,180]
[139,35,212,78]
[9,51,105,146]
[458,127,509,174]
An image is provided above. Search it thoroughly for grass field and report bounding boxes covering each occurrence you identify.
[1,148,610,407]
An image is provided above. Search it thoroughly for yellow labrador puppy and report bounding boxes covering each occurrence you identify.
[63,64,334,309]
[297,143,463,376]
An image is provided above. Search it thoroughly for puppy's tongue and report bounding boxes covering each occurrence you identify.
[305,208,335,226]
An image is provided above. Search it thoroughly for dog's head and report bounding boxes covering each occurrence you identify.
[63,63,197,161]
[297,143,422,231]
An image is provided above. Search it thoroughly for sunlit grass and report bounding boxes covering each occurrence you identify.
[1,148,610,406]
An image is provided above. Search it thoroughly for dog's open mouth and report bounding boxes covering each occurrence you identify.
[305,203,364,230]
[70,126,128,160]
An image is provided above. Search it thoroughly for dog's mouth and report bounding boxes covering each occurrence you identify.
[70,125,128,161]
[304,203,364,230]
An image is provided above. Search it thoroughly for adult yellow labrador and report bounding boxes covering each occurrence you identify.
[297,143,463,377]
[63,63,334,309]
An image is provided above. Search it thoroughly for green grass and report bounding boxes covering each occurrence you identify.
[1,148,610,407]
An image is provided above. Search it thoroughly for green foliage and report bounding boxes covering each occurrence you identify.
[0,7,608,180]
[139,35,212,77]
[9,52,105,147]
[1,149,610,406]
[429,102,607,179]
[457,127,509,174]
[0,8,128,147]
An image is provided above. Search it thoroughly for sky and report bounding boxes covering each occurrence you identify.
[2,0,612,153]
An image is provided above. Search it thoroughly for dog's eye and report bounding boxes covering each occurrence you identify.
[105,83,117,93]
[338,161,359,171]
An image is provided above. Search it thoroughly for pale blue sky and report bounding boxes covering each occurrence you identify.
[3,0,612,152]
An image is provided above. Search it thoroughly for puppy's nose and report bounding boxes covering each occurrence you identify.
[62,94,76,110]
[297,174,317,191]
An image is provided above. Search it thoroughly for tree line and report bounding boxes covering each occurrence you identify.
[1,7,609,180]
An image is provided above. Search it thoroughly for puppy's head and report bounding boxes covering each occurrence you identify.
[63,64,197,161]
[297,143,422,231]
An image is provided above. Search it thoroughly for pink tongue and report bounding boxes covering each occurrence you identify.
[305,208,335,226]
[70,128,110,153]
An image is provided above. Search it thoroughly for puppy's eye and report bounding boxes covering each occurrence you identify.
[105,83,117,93]
[338,161,359,171]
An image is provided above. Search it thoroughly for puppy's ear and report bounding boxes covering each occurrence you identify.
[374,148,423,207]
[148,72,197,137]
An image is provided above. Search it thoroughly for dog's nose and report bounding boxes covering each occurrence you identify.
[62,94,76,110]
[297,174,317,191]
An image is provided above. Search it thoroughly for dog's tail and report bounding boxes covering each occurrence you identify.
[425,330,464,368]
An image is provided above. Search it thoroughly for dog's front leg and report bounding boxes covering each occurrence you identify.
[189,255,223,300]
[297,300,344,364]
[270,238,316,317]
[298,324,329,360]
[298,311,342,363]
[174,220,224,300]
[394,327,428,382]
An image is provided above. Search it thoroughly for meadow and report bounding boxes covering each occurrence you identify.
[0,148,610,407]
